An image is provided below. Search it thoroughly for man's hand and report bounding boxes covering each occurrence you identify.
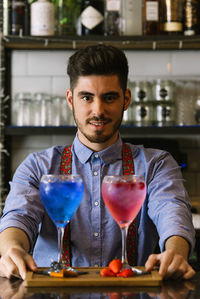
[145,249,195,280]
[0,228,37,280]
[0,246,37,280]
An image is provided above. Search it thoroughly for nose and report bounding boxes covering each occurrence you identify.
[92,97,105,116]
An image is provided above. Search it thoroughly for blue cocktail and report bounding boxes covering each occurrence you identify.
[39,174,84,267]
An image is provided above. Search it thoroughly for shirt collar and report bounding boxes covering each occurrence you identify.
[72,133,123,165]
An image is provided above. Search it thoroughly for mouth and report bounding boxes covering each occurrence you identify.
[88,119,111,129]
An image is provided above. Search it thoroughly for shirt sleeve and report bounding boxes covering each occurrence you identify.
[0,147,62,253]
[146,149,195,254]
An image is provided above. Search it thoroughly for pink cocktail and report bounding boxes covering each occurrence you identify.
[102,175,146,267]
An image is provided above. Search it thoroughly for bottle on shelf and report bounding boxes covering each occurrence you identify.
[3,0,11,36]
[24,0,30,35]
[104,0,120,36]
[55,0,81,36]
[120,0,142,36]
[161,0,183,35]
[183,0,199,36]
[143,0,160,35]
[30,0,55,36]
[10,0,25,35]
[78,0,105,35]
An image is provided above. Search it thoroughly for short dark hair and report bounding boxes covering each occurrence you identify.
[67,44,129,93]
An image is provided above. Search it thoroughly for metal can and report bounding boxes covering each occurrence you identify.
[133,102,153,126]
[122,102,133,125]
[132,81,152,102]
[154,102,175,126]
[152,79,175,102]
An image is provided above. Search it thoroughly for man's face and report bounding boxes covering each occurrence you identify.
[66,75,131,151]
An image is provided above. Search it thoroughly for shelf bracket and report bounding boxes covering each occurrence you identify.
[72,40,76,49]
[152,41,157,50]
[44,39,49,47]
[179,40,183,49]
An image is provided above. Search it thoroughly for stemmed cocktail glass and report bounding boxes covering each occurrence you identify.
[39,174,84,270]
[102,175,146,269]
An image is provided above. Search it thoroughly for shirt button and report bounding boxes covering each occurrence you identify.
[94,232,99,237]
[94,201,99,206]
[93,171,98,176]
[94,154,99,158]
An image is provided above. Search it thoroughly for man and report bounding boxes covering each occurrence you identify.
[0,45,195,280]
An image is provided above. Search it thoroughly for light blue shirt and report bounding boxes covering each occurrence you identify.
[0,134,195,267]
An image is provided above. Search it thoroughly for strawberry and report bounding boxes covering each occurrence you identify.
[109,293,122,299]
[100,268,116,277]
[137,182,145,190]
[108,259,123,274]
[116,269,134,278]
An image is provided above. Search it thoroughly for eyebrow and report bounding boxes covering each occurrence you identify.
[77,91,120,97]
[78,91,94,97]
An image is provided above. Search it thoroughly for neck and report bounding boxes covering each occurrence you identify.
[77,131,119,152]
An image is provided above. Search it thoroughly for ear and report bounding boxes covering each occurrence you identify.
[66,89,73,111]
[124,88,131,111]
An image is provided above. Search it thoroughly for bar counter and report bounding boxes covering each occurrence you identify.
[0,271,200,299]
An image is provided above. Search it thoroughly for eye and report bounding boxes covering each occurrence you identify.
[82,95,91,102]
[103,93,119,102]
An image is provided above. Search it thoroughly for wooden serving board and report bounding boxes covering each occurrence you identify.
[24,267,162,287]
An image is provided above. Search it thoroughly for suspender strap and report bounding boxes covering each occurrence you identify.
[60,143,137,267]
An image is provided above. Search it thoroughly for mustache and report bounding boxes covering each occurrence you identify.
[87,116,112,123]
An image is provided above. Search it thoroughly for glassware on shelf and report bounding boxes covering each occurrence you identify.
[40,93,53,126]
[175,80,196,126]
[194,97,200,124]
[13,92,33,126]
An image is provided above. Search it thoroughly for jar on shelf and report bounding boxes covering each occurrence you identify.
[152,79,175,102]
[132,102,154,126]
[131,81,152,102]
[122,103,133,125]
[154,101,175,126]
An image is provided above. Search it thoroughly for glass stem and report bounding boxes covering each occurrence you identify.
[57,226,65,264]
[121,226,129,267]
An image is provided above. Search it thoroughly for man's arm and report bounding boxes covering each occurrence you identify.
[145,235,196,280]
[0,228,37,280]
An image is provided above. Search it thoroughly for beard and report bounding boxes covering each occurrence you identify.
[72,108,124,144]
